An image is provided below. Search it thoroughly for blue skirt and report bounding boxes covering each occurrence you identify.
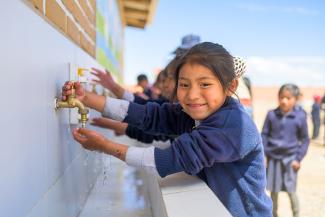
[266,155,297,192]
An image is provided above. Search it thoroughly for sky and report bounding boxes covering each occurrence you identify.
[123,0,325,87]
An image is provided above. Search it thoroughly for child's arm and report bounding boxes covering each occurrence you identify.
[125,125,173,144]
[62,81,192,135]
[73,127,128,161]
[91,117,127,136]
[91,68,126,99]
[91,116,173,143]
[121,102,194,135]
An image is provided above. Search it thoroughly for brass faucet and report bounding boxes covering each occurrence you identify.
[55,82,89,128]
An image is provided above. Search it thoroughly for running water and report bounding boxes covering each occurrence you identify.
[102,155,112,186]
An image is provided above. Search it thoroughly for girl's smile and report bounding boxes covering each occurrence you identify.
[177,63,231,121]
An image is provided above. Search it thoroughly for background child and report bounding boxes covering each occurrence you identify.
[262,84,310,217]
[62,42,272,217]
[311,95,321,139]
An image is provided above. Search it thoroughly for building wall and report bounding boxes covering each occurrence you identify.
[29,0,96,57]
[0,1,120,216]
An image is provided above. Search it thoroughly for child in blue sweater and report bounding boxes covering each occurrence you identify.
[62,42,272,217]
[262,84,309,217]
[90,55,247,145]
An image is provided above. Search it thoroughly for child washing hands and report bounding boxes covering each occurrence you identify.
[62,42,272,217]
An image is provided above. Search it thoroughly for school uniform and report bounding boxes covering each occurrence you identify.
[117,97,273,217]
[261,106,309,217]
[262,107,309,192]
[125,125,173,144]
[122,90,173,144]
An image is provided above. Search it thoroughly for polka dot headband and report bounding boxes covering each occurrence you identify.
[233,56,246,78]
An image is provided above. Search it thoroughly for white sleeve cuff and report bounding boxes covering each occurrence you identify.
[125,146,157,169]
[122,90,135,102]
[152,140,171,149]
[102,96,129,121]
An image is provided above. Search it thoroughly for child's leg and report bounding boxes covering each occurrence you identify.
[288,192,299,217]
[271,192,278,217]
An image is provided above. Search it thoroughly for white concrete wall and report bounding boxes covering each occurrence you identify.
[0,1,112,216]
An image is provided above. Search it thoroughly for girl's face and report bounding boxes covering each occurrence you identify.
[278,89,297,113]
[177,63,231,121]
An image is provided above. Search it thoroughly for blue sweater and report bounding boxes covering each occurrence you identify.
[261,107,309,162]
[124,97,272,217]
[125,126,174,144]
[125,94,173,143]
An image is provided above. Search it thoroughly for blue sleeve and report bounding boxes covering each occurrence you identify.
[295,113,310,162]
[154,109,261,177]
[134,94,169,105]
[123,102,194,136]
[261,112,272,157]
[125,125,172,143]
[133,94,148,105]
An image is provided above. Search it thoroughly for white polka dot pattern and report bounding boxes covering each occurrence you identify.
[233,56,246,77]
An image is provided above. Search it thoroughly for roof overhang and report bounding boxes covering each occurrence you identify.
[118,0,158,28]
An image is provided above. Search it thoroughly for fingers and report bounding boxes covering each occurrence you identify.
[91,78,100,84]
[77,127,93,135]
[62,83,73,100]
[74,81,81,88]
[90,117,111,128]
[74,82,85,96]
[91,68,105,75]
[105,69,112,75]
[62,89,73,95]
[72,128,87,144]
[90,71,100,77]
[64,81,73,87]
[90,118,101,126]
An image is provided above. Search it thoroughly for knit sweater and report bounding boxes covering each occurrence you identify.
[123,97,273,217]
[261,106,309,162]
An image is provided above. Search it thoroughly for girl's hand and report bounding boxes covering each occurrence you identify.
[91,68,117,91]
[91,117,127,136]
[62,81,85,101]
[291,160,301,171]
[72,128,108,152]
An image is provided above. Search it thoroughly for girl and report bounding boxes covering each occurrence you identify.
[262,84,309,217]
[90,55,247,144]
[62,42,272,217]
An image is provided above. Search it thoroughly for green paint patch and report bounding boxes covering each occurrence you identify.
[96,12,106,37]
[97,48,122,83]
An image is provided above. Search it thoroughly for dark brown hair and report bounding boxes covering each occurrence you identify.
[175,42,235,92]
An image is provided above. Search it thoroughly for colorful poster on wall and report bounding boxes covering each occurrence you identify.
[96,0,123,82]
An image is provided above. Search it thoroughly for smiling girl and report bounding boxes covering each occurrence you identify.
[62,42,272,217]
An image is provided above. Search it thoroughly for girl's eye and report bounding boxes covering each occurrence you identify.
[200,83,212,88]
[178,83,189,88]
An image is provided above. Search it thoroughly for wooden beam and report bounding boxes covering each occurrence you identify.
[126,19,146,28]
[124,10,147,20]
[124,0,149,11]
[147,0,158,25]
